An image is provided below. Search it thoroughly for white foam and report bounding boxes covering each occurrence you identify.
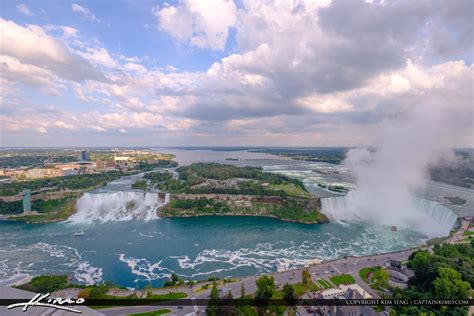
[322,192,458,237]
[0,242,103,285]
[68,191,168,223]
[115,229,416,284]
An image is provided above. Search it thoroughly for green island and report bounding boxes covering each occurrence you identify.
[151,163,328,223]
[0,161,327,224]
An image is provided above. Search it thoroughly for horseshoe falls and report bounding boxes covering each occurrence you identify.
[321,192,458,238]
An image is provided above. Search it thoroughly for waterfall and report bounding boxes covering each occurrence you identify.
[321,192,458,238]
[68,191,168,223]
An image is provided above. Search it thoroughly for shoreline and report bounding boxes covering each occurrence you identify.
[1,217,467,290]
[160,212,329,224]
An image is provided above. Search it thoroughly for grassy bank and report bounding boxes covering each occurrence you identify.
[6,194,80,223]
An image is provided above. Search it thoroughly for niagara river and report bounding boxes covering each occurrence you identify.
[0,148,467,289]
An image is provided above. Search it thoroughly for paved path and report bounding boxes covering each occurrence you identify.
[99,248,417,315]
[94,219,472,315]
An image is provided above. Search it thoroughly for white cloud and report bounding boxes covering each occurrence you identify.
[297,95,353,113]
[54,121,76,130]
[16,4,34,16]
[124,63,147,73]
[71,3,100,22]
[0,55,62,95]
[1,0,472,147]
[37,127,48,134]
[154,0,237,51]
[78,47,118,68]
[60,26,79,37]
[0,19,102,82]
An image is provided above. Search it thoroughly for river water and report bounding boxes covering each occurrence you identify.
[0,148,467,288]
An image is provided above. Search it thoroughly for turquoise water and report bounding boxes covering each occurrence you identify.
[0,216,424,288]
[0,148,432,288]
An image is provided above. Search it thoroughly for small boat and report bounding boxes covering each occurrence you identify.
[391,226,398,232]
[73,231,85,236]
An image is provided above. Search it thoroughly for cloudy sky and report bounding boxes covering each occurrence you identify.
[0,0,472,147]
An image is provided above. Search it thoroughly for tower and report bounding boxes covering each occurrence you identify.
[80,149,90,161]
[22,189,31,213]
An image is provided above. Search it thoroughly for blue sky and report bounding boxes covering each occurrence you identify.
[0,0,472,147]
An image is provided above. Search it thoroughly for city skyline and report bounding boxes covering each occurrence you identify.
[1,0,473,147]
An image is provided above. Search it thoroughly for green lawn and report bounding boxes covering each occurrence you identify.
[316,278,332,289]
[329,274,356,286]
[128,309,171,316]
[358,266,380,284]
[270,184,313,198]
[293,281,321,296]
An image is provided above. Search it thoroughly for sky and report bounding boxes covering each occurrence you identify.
[0,0,473,147]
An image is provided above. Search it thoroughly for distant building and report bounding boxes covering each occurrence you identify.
[114,156,130,162]
[317,288,346,299]
[63,170,79,176]
[385,259,406,271]
[55,163,81,171]
[22,189,31,213]
[46,168,63,177]
[105,161,117,169]
[385,259,413,289]
[96,160,105,170]
[27,168,46,179]
[339,284,372,299]
[80,149,90,161]
[116,160,136,169]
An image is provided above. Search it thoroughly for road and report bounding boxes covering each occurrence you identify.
[88,218,473,315]
[100,248,417,316]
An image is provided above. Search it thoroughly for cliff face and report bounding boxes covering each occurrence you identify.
[160,193,328,224]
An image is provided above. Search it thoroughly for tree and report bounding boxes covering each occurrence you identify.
[302,268,311,287]
[255,275,275,308]
[238,282,246,309]
[433,267,471,299]
[221,290,238,316]
[206,282,219,316]
[373,267,390,289]
[282,283,297,306]
[170,273,179,284]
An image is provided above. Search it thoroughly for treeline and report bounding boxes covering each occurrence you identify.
[166,196,318,222]
[169,198,232,213]
[131,180,147,191]
[252,148,348,164]
[392,241,473,316]
[137,160,178,171]
[0,196,77,215]
[186,181,293,197]
[144,167,305,197]
[144,171,188,192]
[0,200,22,214]
[0,171,124,196]
[0,155,77,168]
[177,163,307,190]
